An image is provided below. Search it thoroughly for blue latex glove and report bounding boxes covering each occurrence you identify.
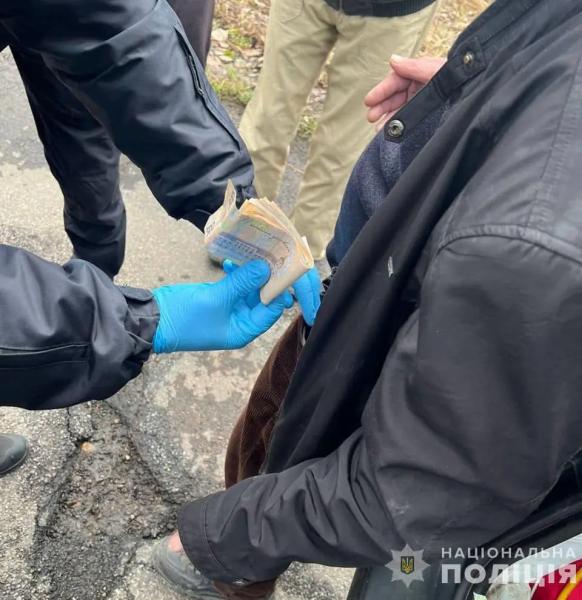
[152,260,293,352]
[222,261,322,326]
[291,266,322,326]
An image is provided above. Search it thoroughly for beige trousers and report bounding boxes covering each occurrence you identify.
[239,0,437,259]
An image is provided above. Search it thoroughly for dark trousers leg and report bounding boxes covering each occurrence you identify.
[11,46,126,279]
[169,0,215,67]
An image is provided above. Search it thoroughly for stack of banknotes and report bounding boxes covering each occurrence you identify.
[204,180,314,304]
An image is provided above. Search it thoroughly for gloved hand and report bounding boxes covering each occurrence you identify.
[152,260,293,352]
[223,260,322,326]
[291,266,322,326]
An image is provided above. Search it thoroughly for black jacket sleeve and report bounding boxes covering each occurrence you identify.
[0,245,158,410]
[1,0,254,229]
[178,234,582,583]
[178,431,398,583]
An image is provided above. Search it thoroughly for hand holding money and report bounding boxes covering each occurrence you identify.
[204,181,321,324]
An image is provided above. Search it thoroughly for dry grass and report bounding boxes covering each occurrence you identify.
[209,67,254,105]
[214,0,270,47]
[215,0,491,56]
[423,0,491,56]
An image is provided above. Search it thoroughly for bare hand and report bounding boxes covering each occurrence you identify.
[365,55,446,131]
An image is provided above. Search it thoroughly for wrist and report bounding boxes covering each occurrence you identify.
[151,287,176,354]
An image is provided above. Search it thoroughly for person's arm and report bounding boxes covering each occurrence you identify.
[0,245,158,410]
[0,245,290,411]
[177,234,582,583]
[2,0,253,229]
[178,430,401,584]
[2,0,322,324]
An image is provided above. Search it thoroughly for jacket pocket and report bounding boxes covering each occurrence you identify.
[0,343,89,368]
[0,344,90,409]
[175,28,242,149]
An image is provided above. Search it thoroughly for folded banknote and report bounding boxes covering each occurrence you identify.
[204,180,314,304]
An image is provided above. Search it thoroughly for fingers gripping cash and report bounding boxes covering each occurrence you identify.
[204,180,314,304]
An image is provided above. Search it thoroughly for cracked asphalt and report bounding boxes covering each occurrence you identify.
[0,50,353,600]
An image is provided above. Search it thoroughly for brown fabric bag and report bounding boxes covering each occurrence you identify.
[225,315,305,488]
[214,316,306,599]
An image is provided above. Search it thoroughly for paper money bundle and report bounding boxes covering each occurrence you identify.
[204,180,314,304]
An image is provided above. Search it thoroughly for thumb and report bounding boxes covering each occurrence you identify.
[249,291,290,332]
[389,55,444,85]
[225,259,270,298]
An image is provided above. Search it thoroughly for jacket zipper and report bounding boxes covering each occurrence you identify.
[176,29,242,149]
[178,36,205,97]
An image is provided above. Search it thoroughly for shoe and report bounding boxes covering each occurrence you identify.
[0,434,28,476]
[152,536,276,599]
[153,536,224,599]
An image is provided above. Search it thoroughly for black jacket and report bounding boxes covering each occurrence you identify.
[178,0,582,584]
[0,0,253,228]
[323,0,435,18]
[0,0,255,407]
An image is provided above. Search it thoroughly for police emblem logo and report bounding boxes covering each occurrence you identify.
[387,545,429,588]
[401,556,415,575]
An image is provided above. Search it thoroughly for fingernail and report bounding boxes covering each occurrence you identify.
[390,54,405,63]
